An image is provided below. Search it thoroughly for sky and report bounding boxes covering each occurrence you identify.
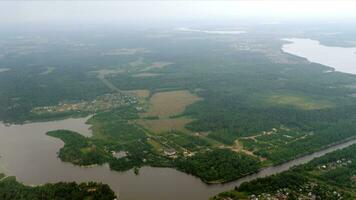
[1,1,356,27]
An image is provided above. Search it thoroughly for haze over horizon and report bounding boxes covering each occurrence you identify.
[1,0,356,29]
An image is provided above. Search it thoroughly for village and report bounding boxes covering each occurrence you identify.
[31,92,140,115]
[247,182,344,200]
[318,158,352,170]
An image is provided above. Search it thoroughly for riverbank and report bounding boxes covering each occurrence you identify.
[1,117,356,200]
[212,143,356,200]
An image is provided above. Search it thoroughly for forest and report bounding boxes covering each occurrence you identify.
[0,175,116,200]
[174,149,260,182]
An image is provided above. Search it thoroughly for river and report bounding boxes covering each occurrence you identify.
[282,38,356,74]
[0,117,355,200]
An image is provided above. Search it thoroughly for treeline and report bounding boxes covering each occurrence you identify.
[175,149,260,183]
[237,171,307,194]
[0,176,116,200]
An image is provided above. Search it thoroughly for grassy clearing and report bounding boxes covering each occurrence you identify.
[267,94,334,110]
[92,69,123,92]
[132,73,160,77]
[137,90,201,133]
[143,90,201,118]
[137,117,194,133]
[102,48,150,56]
[39,66,55,75]
[147,138,164,153]
[140,61,173,71]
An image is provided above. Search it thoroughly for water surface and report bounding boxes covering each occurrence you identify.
[282,38,356,74]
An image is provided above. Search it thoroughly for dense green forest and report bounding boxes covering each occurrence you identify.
[174,149,260,182]
[0,174,116,200]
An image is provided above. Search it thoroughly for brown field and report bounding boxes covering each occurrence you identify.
[143,90,201,118]
[137,90,201,133]
[137,117,194,133]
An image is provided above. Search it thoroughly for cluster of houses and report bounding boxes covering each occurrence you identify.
[248,182,344,200]
[32,92,139,114]
[164,148,177,158]
[111,151,127,159]
[163,148,195,159]
[249,190,316,200]
[319,158,352,170]
[249,192,316,200]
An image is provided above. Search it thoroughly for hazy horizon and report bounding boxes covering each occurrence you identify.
[1,0,356,29]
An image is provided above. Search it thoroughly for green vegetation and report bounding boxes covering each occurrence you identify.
[31,92,139,117]
[266,93,334,110]
[175,149,260,183]
[47,107,170,172]
[47,130,110,166]
[208,130,238,145]
[142,116,159,120]
[212,144,356,200]
[47,106,260,183]
[2,28,356,185]
[0,176,116,200]
[49,123,260,183]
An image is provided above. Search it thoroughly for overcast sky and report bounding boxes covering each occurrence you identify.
[1,1,356,27]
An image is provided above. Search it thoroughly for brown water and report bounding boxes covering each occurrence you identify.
[0,117,355,200]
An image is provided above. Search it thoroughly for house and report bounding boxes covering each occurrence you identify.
[164,149,176,156]
[112,151,127,159]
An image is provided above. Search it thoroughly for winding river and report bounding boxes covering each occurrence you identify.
[0,117,356,200]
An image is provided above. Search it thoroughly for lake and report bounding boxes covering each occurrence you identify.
[1,117,356,200]
[282,38,356,74]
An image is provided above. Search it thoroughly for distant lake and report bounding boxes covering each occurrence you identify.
[1,117,356,200]
[282,38,356,75]
[176,27,246,35]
